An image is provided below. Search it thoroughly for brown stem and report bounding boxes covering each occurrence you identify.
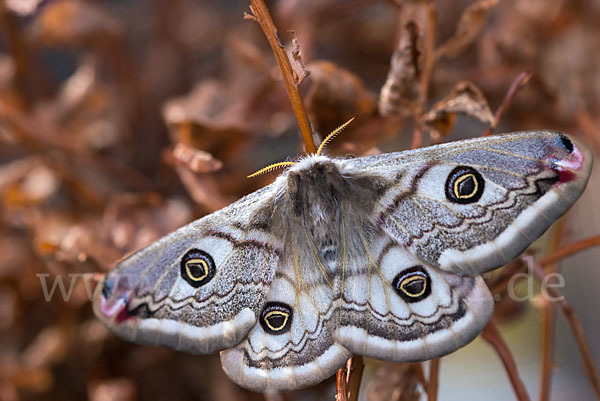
[263,392,285,401]
[529,260,600,398]
[335,355,365,401]
[347,356,364,401]
[490,235,600,296]
[0,3,33,107]
[411,117,423,150]
[539,297,555,401]
[488,260,523,295]
[538,234,600,267]
[483,71,532,136]
[539,220,565,401]
[336,356,364,401]
[415,362,429,388]
[412,3,437,149]
[427,359,440,401]
[336,361,348,401]
[419,3,437,106]
[482,321,531,401]
[247,0,316,153]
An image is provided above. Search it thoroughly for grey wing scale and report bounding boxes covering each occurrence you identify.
[221,197,494,391]
[94,184,283,354]
[351,131,592,275]
[221,244,351,391]
[334,229,493,362]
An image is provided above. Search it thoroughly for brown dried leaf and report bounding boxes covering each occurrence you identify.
[35,58,126,152]
[174,167,232,212]
[422,81,495,140]
[379,21,422,117]
[170,143,223,174]
[305,60,377,141]
[287,30,310,85]
[103,194,193,254]
[5,0,44,16]
[88,378,136,401]
[0,158,61,224]
[162,81,250,162]
[0,156,44,193]
[28,0,122,47]
[435,0,500,58]
[49,222,121,271]
[366,362,421,401]
[0,234,31,279]
[0,286,17,329]
[9,367,53,393]
[21,325,69,369]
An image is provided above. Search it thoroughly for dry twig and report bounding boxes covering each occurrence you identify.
[412,3,437,149]
[482,321,531,401]
[538,220,565,401]
[427,359,440,401]
[538,234,600,267]
[246,0,316,153]
[528,258,600,398]
[483,71,532,136]
[336,356,364,401]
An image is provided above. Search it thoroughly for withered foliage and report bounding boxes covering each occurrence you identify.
[0,1,599,401]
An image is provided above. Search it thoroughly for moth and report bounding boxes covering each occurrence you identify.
[94,131,592,392]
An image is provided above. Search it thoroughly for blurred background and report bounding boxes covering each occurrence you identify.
[0,0,599,400]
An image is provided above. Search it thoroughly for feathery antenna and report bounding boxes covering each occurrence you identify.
[316,117,355,156]
[247,161,296,178]
[248,117,356,178]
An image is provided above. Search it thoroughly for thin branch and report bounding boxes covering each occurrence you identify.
[538,234,600,267]
[539,290,555,401]
[415,362,429,388]
[427,359,440,401]
[336,361,348,401]
[489,235,600,296]
[336,356,364,401]
[411,3,437,149]
[411,114,424,150]
[246,0,316,153]
[263,392,285,401]
[483,71,532,136]
[529,259,600,398]
[488,259,523,295]
[419,3,437,107]
[539,220,565,401]
[347,356,364,401]
[482,321,531,401]
[0,3,34,107]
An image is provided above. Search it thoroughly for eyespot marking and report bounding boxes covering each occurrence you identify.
[559,134,574,153]
[445,166,485,204]
[101,277,114,299]
[180,249,216,288]
[260,302,293,334]
[392,266,431,303]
